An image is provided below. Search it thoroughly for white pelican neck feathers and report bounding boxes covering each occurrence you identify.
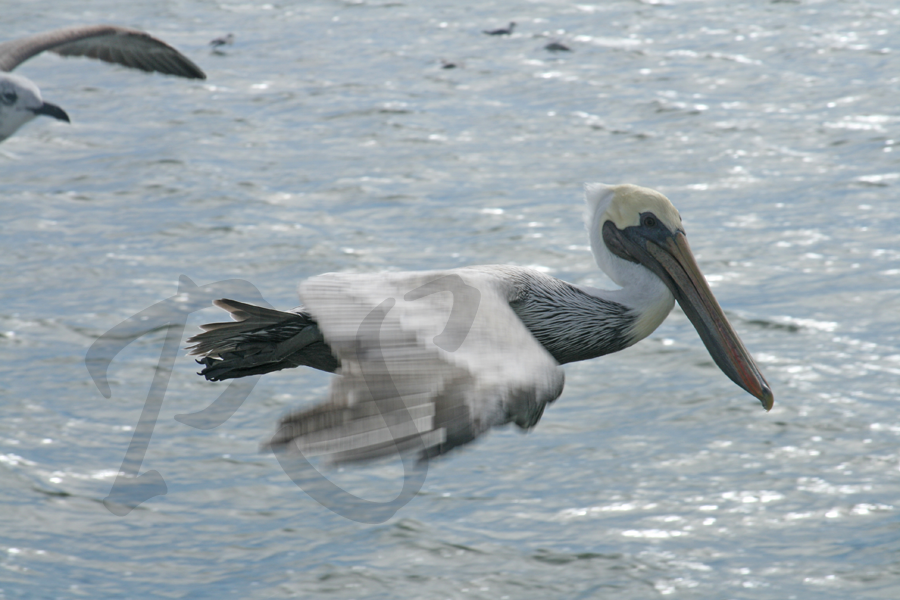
[0,25,205,142]
[188,184,773,463]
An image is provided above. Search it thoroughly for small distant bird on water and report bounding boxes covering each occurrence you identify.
[209,33,235,49]
[0,24,205,143]
[440,59,458,69]
[188,183,773,465]
[544,41,572,52]
[483,22,516,36]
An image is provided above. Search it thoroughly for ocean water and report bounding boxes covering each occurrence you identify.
[2,0,900,598]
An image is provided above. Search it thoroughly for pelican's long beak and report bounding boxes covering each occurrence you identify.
[648,232,773,410]
[604,221,773,410]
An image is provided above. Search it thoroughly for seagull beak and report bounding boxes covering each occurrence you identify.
[31,101,70,123]
[645,232,773,410]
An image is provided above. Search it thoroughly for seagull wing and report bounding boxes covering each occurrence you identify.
[0,24,205,79]
[267,268,565,463]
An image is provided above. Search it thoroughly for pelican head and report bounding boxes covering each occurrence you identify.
[585,183,773,410]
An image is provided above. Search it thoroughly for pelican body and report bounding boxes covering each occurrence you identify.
[0,25,205,142]
[188,184,772,463]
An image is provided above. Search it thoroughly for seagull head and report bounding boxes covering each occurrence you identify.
[0,73,70,142]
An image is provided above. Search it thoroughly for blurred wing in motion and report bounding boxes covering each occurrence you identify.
[266,269,566,463]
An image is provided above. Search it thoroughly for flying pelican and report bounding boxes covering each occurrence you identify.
[188,184,773,463]
[0,24,205,142]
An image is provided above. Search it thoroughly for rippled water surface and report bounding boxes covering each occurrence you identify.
[3,1,900,598]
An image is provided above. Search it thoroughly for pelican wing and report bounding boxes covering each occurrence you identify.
[267,268,566,463]
[0,25,205,78]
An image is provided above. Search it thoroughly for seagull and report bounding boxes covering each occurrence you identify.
[483,22,516,36]
[0,24,205,142]
[188,184,773,464]
[209,33,235,49]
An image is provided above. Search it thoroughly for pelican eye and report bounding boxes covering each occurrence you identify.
[641,214,658,228]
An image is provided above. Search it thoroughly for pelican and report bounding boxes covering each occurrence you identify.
[0,24,205,142]
[188,184,773,463]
